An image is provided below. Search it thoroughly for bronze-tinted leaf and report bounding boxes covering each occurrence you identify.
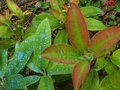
[41,44,81,64]
[91,26,120,56]
[66,3,90,53]
[72,61,90,90]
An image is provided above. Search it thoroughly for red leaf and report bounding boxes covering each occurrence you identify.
[72,61,90,90]
[90,26,120,56]
[41,44,81,64]
[66,3,90,53]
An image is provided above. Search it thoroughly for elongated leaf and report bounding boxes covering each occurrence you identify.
[66,3,90,53]
[0,49,7,78]
[24,75,40,86]
[80,6,103,17]
[4,74,27,90]
[99,71,120,90]
[81,70,99,90]
[27,18,51,73]
[37,76,54,90]
[54,30,68,44]
[111,49,120,68]
[72,61,90,90]
[6,35,34,76]
[86,18,106,31]
[90,26,120,55]
[7,0,24,18]
[42,44,81,64]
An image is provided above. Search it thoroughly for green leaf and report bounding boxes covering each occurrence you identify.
[86,18,106,31]
[72,61,90,90]
[37,76,54,90]
[0,49,7,78]
[54,30,68,44]
[105,61,118,74]
[111,49,120,68]
[32,13,61,30]
[42,44,81,64]
[6,35,34,76]
[50,0,61,12]
[0,25,11,38]
[66,3,90,53]
[27,18,51,73]
[4,74,27,90]
[90,26,120,56]
[7,0,24,18]
[46,30,73,75]
[0,39,15,49]
[95,57,108,71]
[47,62,74,75]
[24,75,40,86]
[99,71,120,90]
[80,6,103,17]
[81,70,99,90]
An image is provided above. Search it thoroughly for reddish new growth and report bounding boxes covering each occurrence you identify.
[107,0,115,6]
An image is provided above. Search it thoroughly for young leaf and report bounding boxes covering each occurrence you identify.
[37,76,54,90]
[72,61,90,90]
[80,6,103,17]
[4,74,27,90]
[81,70,99,90]
[7,0,24,19]
[86,18,106,31]
[111,49,120,68]
[27,18,51,73]
[66,3,90,53]
[90,26,120,56]
[0,49,7,78]
[24,75,40,86]
[6,35,34,76]
[99,71,120,90]
[41,44,81,64]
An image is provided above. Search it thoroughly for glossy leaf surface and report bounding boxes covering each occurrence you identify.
[111,49,120,67]
[37,76,54,90]
[80,6,103,17]
[91,26,120,55]
[99,71,120,90]
[72,61,90,90]
[4,74,27,90]
[6,35,34,76]
[24,75,40,86]
[81,70,99,90]
[42,44,81,64]
[0,49,7,78]
[66,3,90,53]
[86,18,106,31]
[27,18,51,73]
